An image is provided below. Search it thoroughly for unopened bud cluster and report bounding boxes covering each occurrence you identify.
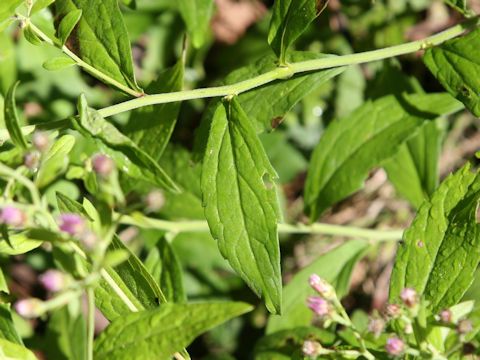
[58,213,97,250]
[0,206,26,227]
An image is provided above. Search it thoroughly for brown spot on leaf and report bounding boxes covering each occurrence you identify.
[316,0,329,15]
[271,116,284,129]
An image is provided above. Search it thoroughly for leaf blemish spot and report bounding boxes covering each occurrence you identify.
[417,240,424,248]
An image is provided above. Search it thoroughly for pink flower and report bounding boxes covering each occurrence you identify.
[458,319,473,334]
[309,274,334,299]
[32,131,49,152]
[386,337,404,356]
[92,154,114,177]
[439,309,452,323]
[1,206,26,227]
[14,298,44,318]
[302,340,321,357]
[306,296,331,317]
[78,230,97,250]
[59,213,85,235]
[145,189,165,212]
[400,287,418,307]
[23,151,40,169]
[39,270,66,292]
[384,303,401,318]
[368,317,385,336]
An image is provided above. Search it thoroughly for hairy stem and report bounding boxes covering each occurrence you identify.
[96,17,479,118]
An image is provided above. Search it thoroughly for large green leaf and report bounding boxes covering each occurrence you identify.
[54,0,141,93]
[390,163,480,312]
[0,32,16,95]
[0,233,42,255]
[0,0,23,24]
[75,94,179,193]
[304,93,463,221]
[93,302,252,360]
[4,81,27,149]
[268,0,327,63]
[177,0,214,48]
[0,338,37,360]
[125,60,183,160]
[0,304,22,345]
[423,26,480,117]
[201,99,282,314]
[266,240,369,333]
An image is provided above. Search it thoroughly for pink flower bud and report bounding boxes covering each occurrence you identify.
[439,309,452,323]
[306,296,331,317]
[302,340,321,357]
[458,319,473,334]
[400,287,418,307]
[32,131,49,152]
[14,298,44,318]
[92,154,114,177]
[404,324,413,334]
[39,270,66,292]
[59,213,85,235]
[23,151,40,169]
[78,230,97,250]
[1,206,26,227]
[384,303,401,319]
[309,274,334,299]
[145,189,165,212]
[368,317,385,336]
[386,337,404,356]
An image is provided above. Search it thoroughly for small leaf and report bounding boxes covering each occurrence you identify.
[390,163,480,312]
[268,0,327,63]
[75,94,179,193]
[93,302,252,360]
[423,26,480,117]
[56,192,93,220]
[0,233,42,255]
[304,93,463,221]
[177,0,214,48]
[0,338,37,360]
[0,0,23,24]
[125,59,183,160]
[441,0,471,15]
[4,81,27,149]
[0,303,23,344]
[55,0,141,93]
[35,134,76,188]
[42,57,77,71]
[23,24,43,45]
[57,9,82,46]
[31,0,56,14]
[201,99,282,314]
[266,240,369,333]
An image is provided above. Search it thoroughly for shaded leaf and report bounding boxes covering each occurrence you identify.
[177,0,214,48]
[0,0,23,24]
[441,0,471,14]
[42,57,77,71]
[4,81,27,149]
[75,94,179,193]
[23,24,43,46]
[390,163,480,312]
[0,303,23,344]
[423,26,480,117]
[0,338,37,360]
[56,9,82,46]
[55,0,141,93]
[304,93,463,221]
[55,192,93,220]
[201,98,282,314]
[266,240,369,333]
[94,302,252,360]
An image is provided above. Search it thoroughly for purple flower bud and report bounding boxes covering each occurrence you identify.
[386,337,404,356]
[458,319,473,334]
[368,317,385,336]
[32,131,49,152]
[400,287,418,307]
[145,189,165,212]
[1,206,26,227]
[39,270,66,292]
[23,151,40,169]
[92,154,114,177]
[302,340,321,357]
[439,309,452,323]
[14,298,44,318]
[384,303,401,319]
[59,213,85,235]
[306,296,331,317]
[309,274,334,299]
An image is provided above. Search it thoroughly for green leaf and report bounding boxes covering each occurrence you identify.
[75,94,179,193]
[0,31,16,95]
[304,93,463,221]
[42,57,77,71]
[23,24,43,46]
[55,192,93,220]
[441,0,471,14]
[45,305,86,360]
[94,302,252,360]
[268,0,327,63]
[0,338,37,360]
[266,240,369,333]
[54,0,141,93]
[35,134,75,188]
[125,59,183,160]
[383,119,446,209]
[201,98,282,314]
[0,232,42,255]
[0,0,23,24]
[144,237,187,303]
[423,27,480,117]
[31,0,56,15]
[56,9,82,46]
[0,303,23,344]
[254,327,335,360]
[389,163,480,312]
[4,81,27,149]
[177,0,214,48]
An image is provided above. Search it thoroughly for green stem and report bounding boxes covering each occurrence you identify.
[86,287,95,360]
[23,20,142,98]
[96,17,479,118]
[0,163,42,207]
[119,213,403,240]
